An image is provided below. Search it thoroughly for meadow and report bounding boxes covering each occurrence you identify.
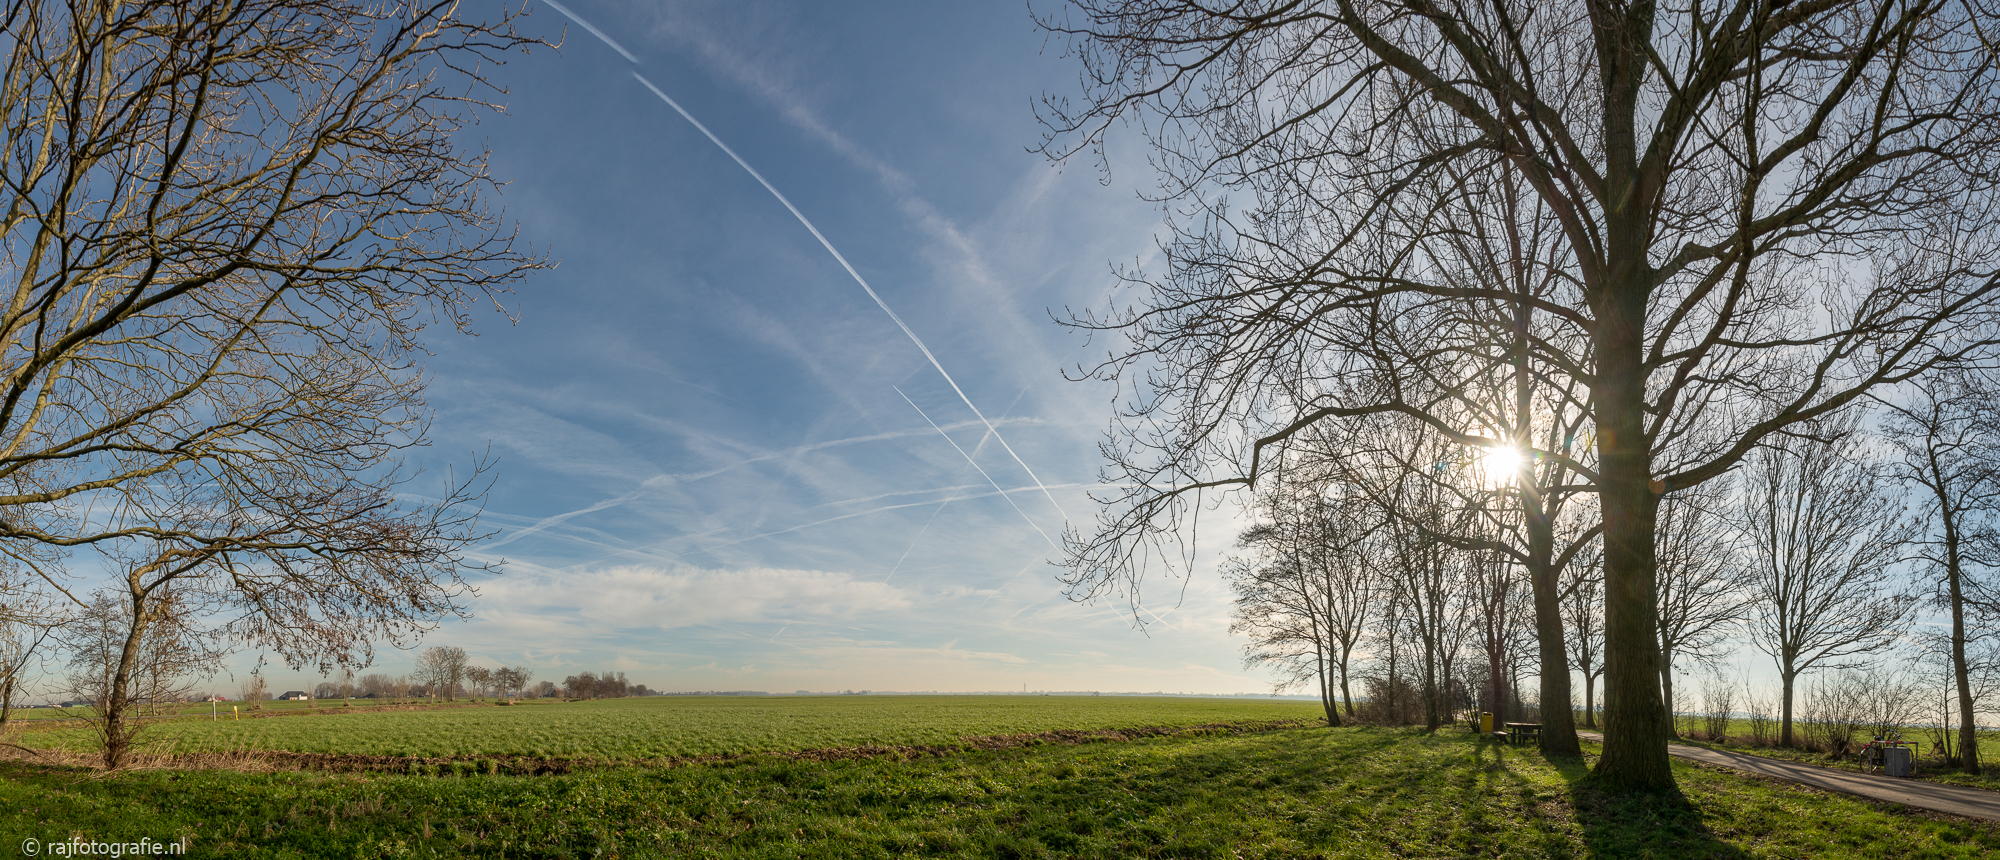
[2,721,1995,858]
[13,695,1324,761]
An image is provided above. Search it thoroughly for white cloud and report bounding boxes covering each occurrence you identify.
[485,564,914,630]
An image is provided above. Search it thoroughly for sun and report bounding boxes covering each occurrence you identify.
[1478,445,1527,486]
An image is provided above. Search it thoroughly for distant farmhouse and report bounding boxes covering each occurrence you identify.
[277,691,310,701]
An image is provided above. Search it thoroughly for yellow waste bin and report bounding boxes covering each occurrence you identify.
[1480,712,1494,733]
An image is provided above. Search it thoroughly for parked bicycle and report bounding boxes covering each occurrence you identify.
[1857,731,1921,776]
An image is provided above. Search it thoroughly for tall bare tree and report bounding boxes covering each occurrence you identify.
[1655,480,1751,737]
[1562,545,1604,729]
[1740,416,1913,747]
[1227,477,1376,725]
[1039,0,2000,789]
[1877,370,2000,772]
[0,0,542,749]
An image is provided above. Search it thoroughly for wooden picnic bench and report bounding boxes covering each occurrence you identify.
[1504,722,1542,745]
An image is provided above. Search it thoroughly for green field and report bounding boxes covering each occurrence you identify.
[2,724,1994,858]
[16,695,1324,761]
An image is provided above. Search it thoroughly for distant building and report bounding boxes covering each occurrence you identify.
[277,690,310,701]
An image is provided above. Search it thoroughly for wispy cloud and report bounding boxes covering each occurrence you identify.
[486,564,915,630]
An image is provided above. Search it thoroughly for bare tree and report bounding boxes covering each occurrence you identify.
[1655,481,1751,737]
[0,601,56,730]
[64,590,220,766]
[1039,0,2000,790]
[1227,478,1377,726]
[239,673,268,708]
[496,665,532,700]
[0,0,543,717]
[1877,370,2000,773]
[1698,673,1737,743]
[1741,417,1914,747]
[1562,547,1605,729]
[1328,417,1484,732]
[464,665,492,702]
[415,645,466,702]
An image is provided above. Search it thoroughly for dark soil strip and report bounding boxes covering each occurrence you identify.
[7,700,510,732]
[157,717,1327,777]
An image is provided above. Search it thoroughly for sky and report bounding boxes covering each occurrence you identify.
[228,0,1278,697]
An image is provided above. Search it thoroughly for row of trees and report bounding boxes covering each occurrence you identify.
[1227,390,2000,772]
[1039,0,2000,789]
[561,671,652,700]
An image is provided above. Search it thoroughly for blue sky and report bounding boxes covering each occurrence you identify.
[237,0,1274,696]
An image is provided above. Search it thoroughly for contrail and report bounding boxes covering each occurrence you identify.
[895,387,1058,550]
[630,70,1071,527]
[885,490,957,584]
[543,0,639,63]
[540,0,1072,533]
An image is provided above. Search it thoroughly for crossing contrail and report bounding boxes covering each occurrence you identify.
[630,71,1070,527]
[538,1,1070,531]
[895,387,1058,550]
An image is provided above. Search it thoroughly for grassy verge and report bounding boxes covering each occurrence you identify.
[1,726,1995,857]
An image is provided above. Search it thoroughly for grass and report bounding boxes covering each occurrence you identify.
[13,695,1325,761]
[1,724,1995,857]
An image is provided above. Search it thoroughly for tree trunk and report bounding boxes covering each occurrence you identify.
[1590,255,1673,788]
[1927,468,1982,774]
[1583,673,1597,729]
[1780,668,1797,747]
[104,594,152,770]
[1320,651,1340,727]
[1947,539,1980,773]
[1529,510,1582,755]
[1338,651,1356,718]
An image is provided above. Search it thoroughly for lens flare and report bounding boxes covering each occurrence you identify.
[1480,445,1526,484]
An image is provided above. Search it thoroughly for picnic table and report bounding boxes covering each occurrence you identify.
[1504,722,1541,745]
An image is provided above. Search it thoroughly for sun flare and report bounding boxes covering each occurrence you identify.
[1479,445,1526,484]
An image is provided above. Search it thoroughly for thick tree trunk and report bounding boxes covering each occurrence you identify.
[1590,262,1673,788]
[1584,0,1675,792]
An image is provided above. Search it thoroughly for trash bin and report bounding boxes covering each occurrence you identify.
[1480,712,1494,733]
[1883,746,1914,777]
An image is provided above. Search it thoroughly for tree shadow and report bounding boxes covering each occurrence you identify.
[1548,755,1754,859]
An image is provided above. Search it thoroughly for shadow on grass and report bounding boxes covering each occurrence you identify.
[1545,752,1752,860]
